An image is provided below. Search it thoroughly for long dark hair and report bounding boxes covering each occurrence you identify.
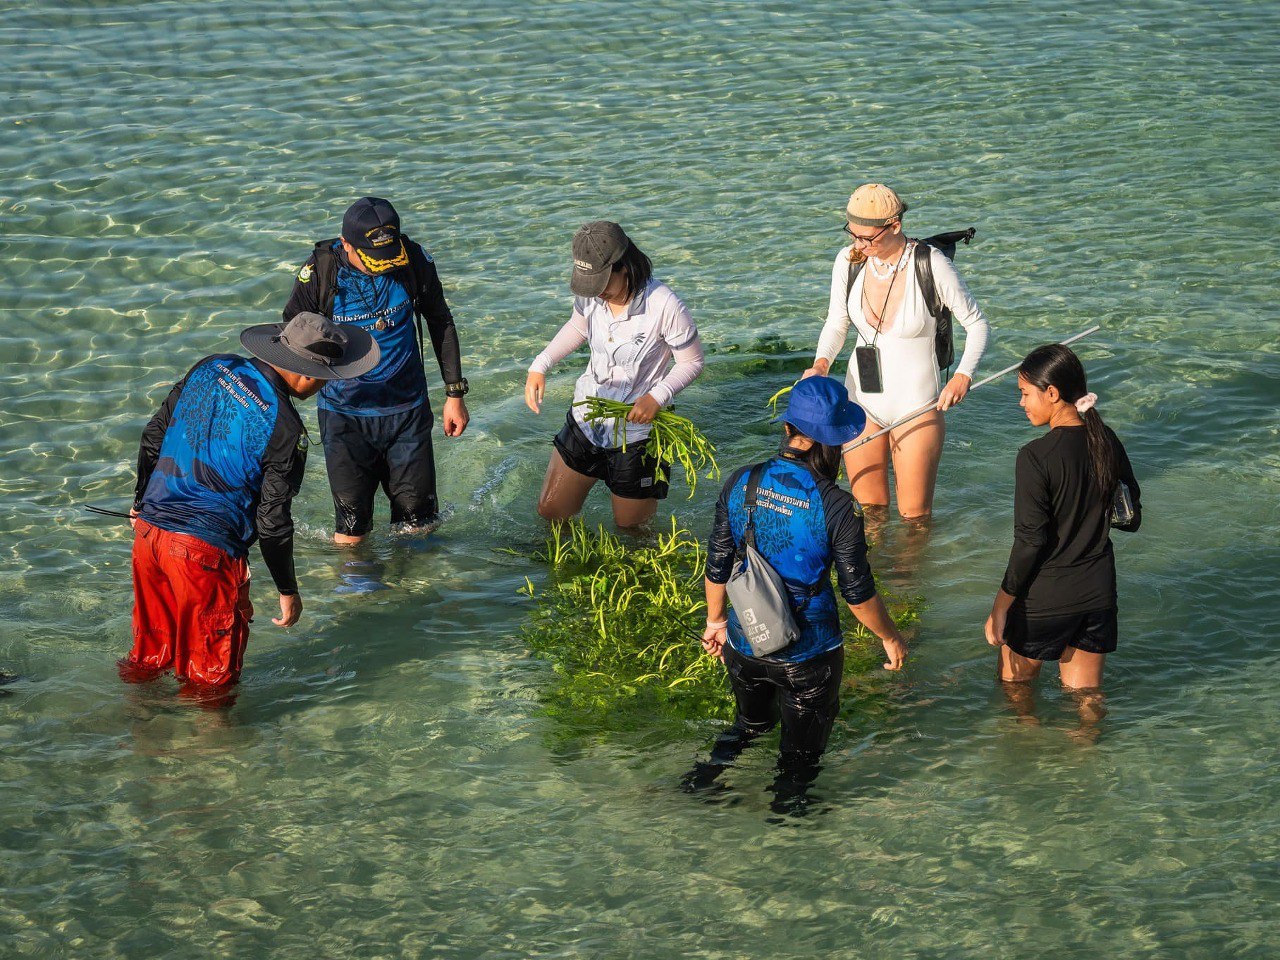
[1019,344,1117,501]
[782,424,842,481]
[612,241,653,301]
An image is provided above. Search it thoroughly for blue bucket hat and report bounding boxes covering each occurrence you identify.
[771,376,866,447]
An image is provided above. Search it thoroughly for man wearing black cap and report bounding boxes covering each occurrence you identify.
[121,313,379,698]
[282,197,469,544]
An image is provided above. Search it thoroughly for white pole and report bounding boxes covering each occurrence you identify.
[841,325,1102,452]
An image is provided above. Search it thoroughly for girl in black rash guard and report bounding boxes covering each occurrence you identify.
[984,344,1141,698]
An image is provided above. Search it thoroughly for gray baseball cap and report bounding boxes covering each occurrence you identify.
[570,220,629,298]
[240,312,380,380]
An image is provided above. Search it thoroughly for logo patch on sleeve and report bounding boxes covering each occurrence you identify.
[297,264,313,283]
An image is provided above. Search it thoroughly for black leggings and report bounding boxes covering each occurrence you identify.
[682,646,844,811]
[722,643,844,762]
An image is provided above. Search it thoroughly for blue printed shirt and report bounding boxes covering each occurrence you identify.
[705,455,877,663]
[319,241,426,416]
[134,355,307,593]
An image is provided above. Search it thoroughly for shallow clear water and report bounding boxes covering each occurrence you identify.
[2,1,1278,956]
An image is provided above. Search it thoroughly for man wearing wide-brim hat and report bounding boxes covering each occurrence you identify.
[120,313,379,701]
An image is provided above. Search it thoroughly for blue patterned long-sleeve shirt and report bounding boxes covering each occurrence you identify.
[706,453,877,663]
[133,354,307,593]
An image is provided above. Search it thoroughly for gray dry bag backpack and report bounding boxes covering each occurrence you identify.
[725,463,825,658]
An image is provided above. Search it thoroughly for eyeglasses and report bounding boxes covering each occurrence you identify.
[842,222,891,246]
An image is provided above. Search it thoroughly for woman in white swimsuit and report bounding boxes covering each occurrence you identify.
[804,183,990,520]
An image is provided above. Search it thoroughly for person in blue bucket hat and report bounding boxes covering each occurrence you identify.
[689,376,908,811]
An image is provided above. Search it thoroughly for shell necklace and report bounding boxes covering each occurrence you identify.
[867,241,912,281]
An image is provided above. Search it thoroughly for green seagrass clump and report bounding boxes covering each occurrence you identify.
[519,518,924,731]
[573,397,720,498]
[521,517,730,726]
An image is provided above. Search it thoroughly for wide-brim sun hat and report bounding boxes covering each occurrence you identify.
[771,376,867,447]
[241,311,381,380]
[570,220,629,298]
[845,183,908,227]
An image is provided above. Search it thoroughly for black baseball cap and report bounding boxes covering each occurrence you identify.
[342,197,409,274]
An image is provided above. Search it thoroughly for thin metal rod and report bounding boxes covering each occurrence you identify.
[842,325,1102,452]
[83,505,133,520]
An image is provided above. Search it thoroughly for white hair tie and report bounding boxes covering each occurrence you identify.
[1075,392,1098,414]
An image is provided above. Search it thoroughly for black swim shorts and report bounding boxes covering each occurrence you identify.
[553,411,669,501]
[318,402,438,536]
[1003,603,1118,661]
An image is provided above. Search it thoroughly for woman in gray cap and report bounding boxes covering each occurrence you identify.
[524,221,705,528]
[804,183,990,522]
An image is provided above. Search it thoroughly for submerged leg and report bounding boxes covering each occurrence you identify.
[997,645,1043,724]
[843,419,891,508]
[1060,646,1107,738]
[537,450,597,521]
[770,647,844,815]
[122,522,178,680]
[682,646,779,794]
[889,409,945,520]
[680,723,768,794]
[610,494,658,530]
[768,752,825,817]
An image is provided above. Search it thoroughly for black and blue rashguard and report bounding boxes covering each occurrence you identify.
[706,454,878,663]
[133,354,307,595]
[282,237,462,415]
[319,240,421,417]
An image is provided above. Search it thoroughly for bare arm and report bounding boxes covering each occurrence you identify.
[848,594,908,670]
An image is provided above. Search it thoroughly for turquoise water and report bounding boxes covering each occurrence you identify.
[3,1,1278,956]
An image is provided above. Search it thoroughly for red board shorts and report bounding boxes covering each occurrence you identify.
[123,519,252,687]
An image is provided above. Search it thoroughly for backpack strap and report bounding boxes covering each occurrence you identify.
[313,240,340,320]
[912,228,976,323]
[914,246,955,371]
[914,242,944,324]
[741,462,766,550]
[843,256,866,313]
[912,232,975,372]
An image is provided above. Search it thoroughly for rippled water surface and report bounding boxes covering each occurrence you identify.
[3,2,1278,957]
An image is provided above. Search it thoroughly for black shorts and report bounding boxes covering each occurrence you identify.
[1003,603,1118,661]
[552,411,669,501]
[318,403,437,536]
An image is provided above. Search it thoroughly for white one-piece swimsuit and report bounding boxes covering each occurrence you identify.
[814,242,990,429]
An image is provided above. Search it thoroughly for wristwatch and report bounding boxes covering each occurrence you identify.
[444,378,469,399]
